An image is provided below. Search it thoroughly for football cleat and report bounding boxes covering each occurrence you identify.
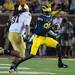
[58,62,68,68]
[9,68,16,73]
[9,64,17,73]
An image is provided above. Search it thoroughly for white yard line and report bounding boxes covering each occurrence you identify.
[0,63,56,75]
[0,64,10,66]
[0,71,56,75]
[0,58,8,59]
[0,67,31,70]
[49,58,75,61]
[0,64,31,70]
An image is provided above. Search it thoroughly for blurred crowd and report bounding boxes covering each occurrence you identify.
[0,0,75,57]
[0,0,75,14]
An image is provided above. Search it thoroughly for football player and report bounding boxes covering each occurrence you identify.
[10,4,68,71]
[0,1,32,72]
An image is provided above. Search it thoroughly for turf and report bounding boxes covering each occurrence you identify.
[0,57,75,75]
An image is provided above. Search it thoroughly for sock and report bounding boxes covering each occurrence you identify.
[10,62,16,69]
[57,50,63,63]
[56,44,62,63]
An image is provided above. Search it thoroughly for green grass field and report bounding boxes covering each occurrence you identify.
[0,57,75,75]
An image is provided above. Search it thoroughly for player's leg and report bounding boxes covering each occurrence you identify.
[8,32,25,72]
[45,37,68,68]
[56,44,68,68]
[0,47,20,58]
[0,32,21,57]
[12,35,44,70]
[10,47,25,71]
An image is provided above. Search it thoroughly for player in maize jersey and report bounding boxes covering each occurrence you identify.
[10,4,68,71]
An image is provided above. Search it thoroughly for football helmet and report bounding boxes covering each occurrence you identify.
[42,4,51,15]
[18,4,29,12]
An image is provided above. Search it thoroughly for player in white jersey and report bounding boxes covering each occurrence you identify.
[8,4,32,72]
[9,12,31,57]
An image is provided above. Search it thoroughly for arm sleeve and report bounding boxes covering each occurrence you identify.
[48,30,57,36]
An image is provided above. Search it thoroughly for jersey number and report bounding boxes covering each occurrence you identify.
[43,23,51,29]
[11,16,19,24]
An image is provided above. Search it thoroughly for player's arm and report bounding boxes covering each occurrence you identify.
[25,24,30,36]
[24,13,32,41]
[48,30,60,39]
[48,30,57,36]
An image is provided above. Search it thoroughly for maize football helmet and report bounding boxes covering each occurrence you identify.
[41,4,51,16]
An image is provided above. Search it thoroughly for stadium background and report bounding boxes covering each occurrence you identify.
[0,0,75,57]
[0,0,75,75]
